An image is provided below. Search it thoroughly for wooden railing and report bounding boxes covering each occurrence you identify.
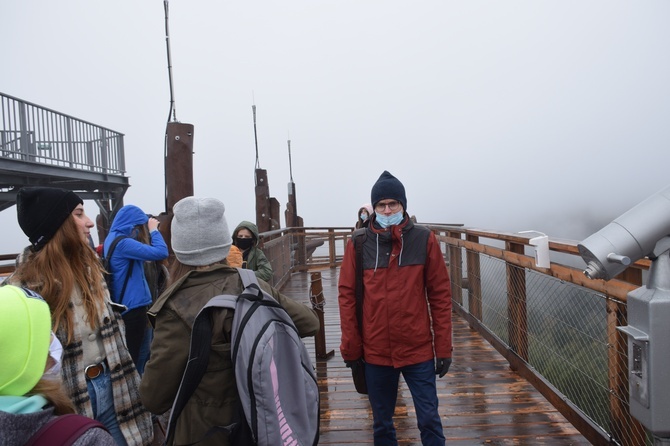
[0,223,652,444]
[258,227,353,288]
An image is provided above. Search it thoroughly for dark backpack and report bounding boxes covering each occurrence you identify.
[25,414,108,446]
[166,268,319,446]
[101,235,133,301]
[350,228,368,395]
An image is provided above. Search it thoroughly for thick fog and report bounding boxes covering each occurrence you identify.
[2,1,669,252]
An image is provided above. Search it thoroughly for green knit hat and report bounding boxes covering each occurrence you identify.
[0,285,51,396]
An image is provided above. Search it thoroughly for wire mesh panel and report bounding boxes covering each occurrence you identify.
[260,232,295,288]
[524,270,610,428]
[456,244,651,446]
[478,254,510,345]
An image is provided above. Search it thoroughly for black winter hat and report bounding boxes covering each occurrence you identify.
[370,171,407,211]
[17,187,83,251]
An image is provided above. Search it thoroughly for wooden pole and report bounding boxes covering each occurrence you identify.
[310,271,334,359]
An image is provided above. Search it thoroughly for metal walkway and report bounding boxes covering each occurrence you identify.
[0,92,128,227]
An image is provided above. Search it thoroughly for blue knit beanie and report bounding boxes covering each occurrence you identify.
[371,171,407,211]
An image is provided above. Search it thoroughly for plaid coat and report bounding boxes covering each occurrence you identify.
[7,248,153,446]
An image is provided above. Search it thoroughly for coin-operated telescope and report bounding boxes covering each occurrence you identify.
[578,184,670,443]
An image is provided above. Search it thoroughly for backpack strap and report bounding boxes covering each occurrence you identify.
[352,229,367,332]
[104,235,128,264]
[237,267,258,288]
[165,293,238,446]
[105,235,134,302]
[25,414,107,446]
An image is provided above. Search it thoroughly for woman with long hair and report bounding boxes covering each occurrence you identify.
[7,187,153,446]
[103,204,168,375]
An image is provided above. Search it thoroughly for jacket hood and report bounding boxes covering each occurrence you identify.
[109,205,149,236]
[233,221,260,241]
[358,204,373,216]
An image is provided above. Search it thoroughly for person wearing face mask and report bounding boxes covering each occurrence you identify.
[338,171,453,446]
[0,285,116,445]
[229,221,274,282]
[355,203,373,229]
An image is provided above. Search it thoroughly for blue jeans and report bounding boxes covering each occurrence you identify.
[121,306,150,374]
[136,325,153,375]
[365,359,445,446]
[86,363,128,446]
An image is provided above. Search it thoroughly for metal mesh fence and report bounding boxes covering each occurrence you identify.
[261,232,295,288]
[454,247,651,446]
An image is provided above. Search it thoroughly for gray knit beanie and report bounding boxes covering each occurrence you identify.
[171,197,232,266]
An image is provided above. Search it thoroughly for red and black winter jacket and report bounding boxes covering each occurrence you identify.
[338,215,453,368]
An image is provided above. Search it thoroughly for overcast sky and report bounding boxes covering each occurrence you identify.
[2,1,670,252]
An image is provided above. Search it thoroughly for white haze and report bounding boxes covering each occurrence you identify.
[2,1,670,253]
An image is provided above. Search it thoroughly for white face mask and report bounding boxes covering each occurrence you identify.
[45,333,63,377]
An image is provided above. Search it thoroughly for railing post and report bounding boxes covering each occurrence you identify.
[447,231,463,306]
[328,229,336,268]
[466,234,482,321]
[18,100,32,161]
[65,117,74,168]
[117,134,126,173]
[310,271,334,359]
[296,228,306,267]
[506,241,528,364]
[100,128,109,174]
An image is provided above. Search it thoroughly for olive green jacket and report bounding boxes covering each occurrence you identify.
[232,221,274,282]
[139,264,319,446]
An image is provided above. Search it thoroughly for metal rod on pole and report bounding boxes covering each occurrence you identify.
[253,104,260,170]
[288,138,293,182]
[164,0,177,123]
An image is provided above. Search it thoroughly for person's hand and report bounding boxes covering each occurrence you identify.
[148,217,160,232]
[345,358,362,374]
[435,358,452,378]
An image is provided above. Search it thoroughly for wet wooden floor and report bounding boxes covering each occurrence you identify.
[284,268,591,446]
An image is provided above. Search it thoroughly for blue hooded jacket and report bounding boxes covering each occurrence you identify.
[103,205,168,311]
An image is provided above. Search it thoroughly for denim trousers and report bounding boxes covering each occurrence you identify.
[365,359,445,446]
[86,363,128,446]
[136,324,153,375]
[122,306,150,373]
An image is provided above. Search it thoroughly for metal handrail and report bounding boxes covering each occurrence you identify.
[0,92,125,175]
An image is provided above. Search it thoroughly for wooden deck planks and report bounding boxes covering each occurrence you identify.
[283,268,591,445]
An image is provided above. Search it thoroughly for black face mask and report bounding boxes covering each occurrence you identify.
[235,237,254,250]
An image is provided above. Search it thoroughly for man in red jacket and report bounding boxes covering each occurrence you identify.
[338,170,453,446]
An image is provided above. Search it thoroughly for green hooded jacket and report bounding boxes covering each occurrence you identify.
[141,264,319,446]
[232,221,273,282]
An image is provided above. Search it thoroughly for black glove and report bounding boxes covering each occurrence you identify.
[435,357,451,378]
[345,359,361,374]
